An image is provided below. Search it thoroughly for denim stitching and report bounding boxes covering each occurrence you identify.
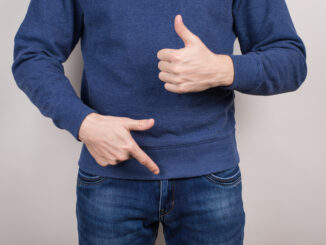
[77,172,107,185]
[205,175,242,187]
[158,180,162,220]
[77,178,107,186]
[210,168,240,180]
[78,170,101,179]
[160,180,176,217]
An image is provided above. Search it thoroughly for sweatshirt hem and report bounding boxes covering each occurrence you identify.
[77,130,240,180]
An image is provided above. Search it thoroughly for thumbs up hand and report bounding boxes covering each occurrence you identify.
[157,15,234,93]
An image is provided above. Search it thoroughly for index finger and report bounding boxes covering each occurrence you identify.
[157,48,180,62]
[129,140,160,175]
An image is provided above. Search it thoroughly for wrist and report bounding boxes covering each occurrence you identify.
[210,54,235,88]
[78,112,99,142]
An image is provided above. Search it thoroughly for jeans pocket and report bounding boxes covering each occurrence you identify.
[77,168,107,186]
[204,165,241,187]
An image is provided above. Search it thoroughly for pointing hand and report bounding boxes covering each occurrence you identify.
[78,113,160,175]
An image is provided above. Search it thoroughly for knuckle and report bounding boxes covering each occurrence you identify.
[110,159,119,165]
[174,76,183,84]
[115,155,125,162]
[136,120,144,129]
[98,160,109,167]
[171,65,180,74]
[172,54,182,62]
[121,142,133,151]
[129,143,136,152]
[128,144,136,153]
[176,85,187,93]
[138,156,148,165]
[115,154,126,162]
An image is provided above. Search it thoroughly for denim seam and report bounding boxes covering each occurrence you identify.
[210,169,240,180]
[158,180,162,220]
[205,175,242,187]
[77,175,108,186]
[78,170,102,179]
[160,180,176,217]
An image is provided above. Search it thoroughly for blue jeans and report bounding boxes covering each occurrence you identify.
[76,164,245,245]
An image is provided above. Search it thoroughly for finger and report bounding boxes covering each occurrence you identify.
[174,14,199,47]
[113,151,133,163]
[164,82,187,94]
[158,61,180,74]
[157,48,182,62]
[123,118,155,131]
[158,71,180,84]
[103,151,133,166]
[129,141,160,175]
[94,152,117,167]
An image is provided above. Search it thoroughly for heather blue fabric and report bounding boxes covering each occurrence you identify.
[76,164,245,244]
[12,0,307,180]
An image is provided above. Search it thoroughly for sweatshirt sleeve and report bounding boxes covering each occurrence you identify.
[220,0,308,95]
[11,0,97,141]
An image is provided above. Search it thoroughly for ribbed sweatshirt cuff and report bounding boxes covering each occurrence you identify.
[220,54,262,93]
[54,98,97,142]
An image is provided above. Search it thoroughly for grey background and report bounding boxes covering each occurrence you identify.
[1,0,325,244]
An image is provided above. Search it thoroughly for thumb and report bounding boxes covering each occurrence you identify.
[174,14,198,47]
[124,118,155,131]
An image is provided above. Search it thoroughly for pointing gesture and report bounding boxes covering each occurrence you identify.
[157,15,235,93]
[79,113,160,175]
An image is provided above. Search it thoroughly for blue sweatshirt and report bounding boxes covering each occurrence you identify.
[12,0,307,180]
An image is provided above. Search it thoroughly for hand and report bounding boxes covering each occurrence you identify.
[157,14,234,93]
[78,113,160,175]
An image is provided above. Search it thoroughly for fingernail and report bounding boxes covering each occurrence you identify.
[154,169,160,175]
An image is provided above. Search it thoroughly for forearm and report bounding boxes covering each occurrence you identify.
[11,0,97,141]
[216,0,307,95]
